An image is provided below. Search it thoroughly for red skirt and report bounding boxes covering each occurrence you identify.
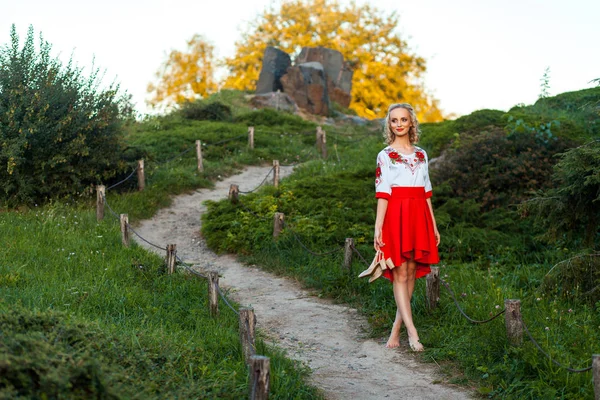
[380,187,439,281]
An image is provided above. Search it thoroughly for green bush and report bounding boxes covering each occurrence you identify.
[0,25,133,206]
[234,108,315,130]
[521,140,600,247]
[432,127,573,211]
[179,100,232,121]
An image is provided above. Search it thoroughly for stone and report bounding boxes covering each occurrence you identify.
[280,62,329,116]
[296,46,353,107]
[249,91,298,113]
[256,47,292,94]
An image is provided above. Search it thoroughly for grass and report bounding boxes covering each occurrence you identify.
[201,119,599,398]
[0,201,323,399]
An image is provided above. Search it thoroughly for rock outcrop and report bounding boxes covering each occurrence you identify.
[256,47,292,94]
[280,62,329,116]
[254,46,353,116]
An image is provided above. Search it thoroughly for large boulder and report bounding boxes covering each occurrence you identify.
[296,46,353,108]
[250,91,298,113]
[280,62,329,116]
[256,47,292,94]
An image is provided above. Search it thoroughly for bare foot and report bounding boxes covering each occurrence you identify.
[385,321,402,348]
[408,335,424,352]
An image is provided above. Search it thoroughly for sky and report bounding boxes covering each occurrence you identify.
[2,0,598,119]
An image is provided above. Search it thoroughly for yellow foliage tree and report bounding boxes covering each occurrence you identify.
[222,0,443,121]
[147,34,218,110]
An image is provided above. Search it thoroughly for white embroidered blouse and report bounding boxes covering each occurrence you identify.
[375,146,433,200]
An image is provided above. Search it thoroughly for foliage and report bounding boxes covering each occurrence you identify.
[234,108,315,130]
[179,100,232,121]
[539,66,551,99]
[0,25,133,206]
[147,34,217,111]
[201,90,600,398]
[0,201,322,399]
[432,126,573,211]
[520,140,600,247]
[222,0,443,121]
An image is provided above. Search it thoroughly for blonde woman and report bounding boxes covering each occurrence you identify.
[373,103,440,351]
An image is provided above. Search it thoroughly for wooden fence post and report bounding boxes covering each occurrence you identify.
[229,184,239,204]
[505,299,523,346]
[96,185,105,222]
[248,126,255,149]
[593,354,599,400]
[343,238,354,271]
[166,244,177,275]
[426,267,440,310]
[196,140,204,172]
[320,129,327,159]
[208,271,219,317]
[249,355,270,400]
[316,126,323,153]
[137,159,145,191]
[273,160,280,188]
[273,213,284,239]
[120,214,129,247]
[239,307,256,363]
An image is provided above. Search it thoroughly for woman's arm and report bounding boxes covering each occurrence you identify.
[374,198,388,250]
[426,198,440,246]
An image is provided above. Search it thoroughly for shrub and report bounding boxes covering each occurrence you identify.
[234,108,315,130]
[179,100,232,121]
[0,25,133,206]
[432,127,573,211]
[520,140,600,247]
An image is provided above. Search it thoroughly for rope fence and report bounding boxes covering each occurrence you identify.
[92,125,599,397]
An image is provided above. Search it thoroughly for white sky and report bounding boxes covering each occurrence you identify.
[2,0,598,118]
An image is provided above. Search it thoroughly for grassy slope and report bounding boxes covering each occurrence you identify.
[1,95,350,398]
[202,88,600,399]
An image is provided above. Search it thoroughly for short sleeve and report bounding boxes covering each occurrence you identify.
[423,151,433,198]
[375,151,391,200]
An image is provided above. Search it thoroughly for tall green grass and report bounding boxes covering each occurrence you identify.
[0,202,322,398]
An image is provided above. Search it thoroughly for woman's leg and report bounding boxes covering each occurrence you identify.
[385,259,418,348]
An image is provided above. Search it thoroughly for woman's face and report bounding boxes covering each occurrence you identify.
[389,107,412,137]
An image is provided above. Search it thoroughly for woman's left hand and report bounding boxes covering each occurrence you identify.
[434,226,440,246]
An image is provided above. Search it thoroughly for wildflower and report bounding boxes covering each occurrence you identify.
[568,309,573,313]
[545,327,550,331]
[461,292,467,297]
[495,305,500,309]
[536,298,541,301]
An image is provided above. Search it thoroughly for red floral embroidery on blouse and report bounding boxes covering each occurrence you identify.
[375,166,382,177]
[416,151,425,161]
[388,151,400,160]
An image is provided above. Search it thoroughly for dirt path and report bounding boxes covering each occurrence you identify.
[133,166,473,400]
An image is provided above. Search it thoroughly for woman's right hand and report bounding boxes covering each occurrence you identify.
[374,228,384,250]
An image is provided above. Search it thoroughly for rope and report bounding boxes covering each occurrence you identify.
[440,280,506,324]
[102,194,121,220]
[206,134,247,146]
[153,145,194,166]
[174,254,208,279]
[126,223,168,251]
[351,245,371,267]
[216,283,240,316]
[106,167,137,190]
[521,317,593,373]
[239,167,274,194]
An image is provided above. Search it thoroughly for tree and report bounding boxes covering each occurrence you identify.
[147,34,218,111]
[222,0,443,121]
[0,25,133,205]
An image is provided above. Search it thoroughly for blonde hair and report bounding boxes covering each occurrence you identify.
[383,103,420,145]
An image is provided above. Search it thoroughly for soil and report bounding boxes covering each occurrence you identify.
[133,165,474,399]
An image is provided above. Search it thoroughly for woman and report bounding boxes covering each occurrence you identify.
[372,103,440,351]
